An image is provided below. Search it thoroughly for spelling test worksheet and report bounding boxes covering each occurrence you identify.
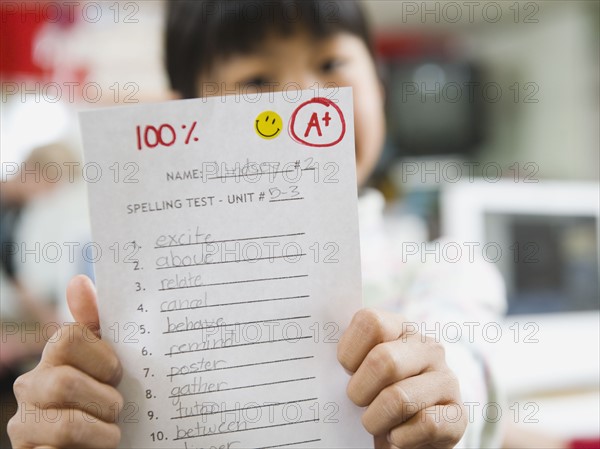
[79,87,372,449]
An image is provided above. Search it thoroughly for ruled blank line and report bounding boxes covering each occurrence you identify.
[156,253,306,270]
[173,418,320,441]
[159,274,308,291]
[166,355,314,378]
[160,294,309,313]
[166,335,312,356]
[171,397,318,420]
[256,439,322,449]
[155,232,305,249]
[169,376,316,398]
[163,315,311,335]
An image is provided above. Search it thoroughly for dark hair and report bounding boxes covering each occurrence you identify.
[165,0,373,98]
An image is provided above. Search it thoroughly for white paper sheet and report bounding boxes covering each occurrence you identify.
[79,87,372,449]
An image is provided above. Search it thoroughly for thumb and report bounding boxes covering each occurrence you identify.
[66,274,100,336]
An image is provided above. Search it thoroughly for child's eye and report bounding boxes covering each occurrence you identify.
[319,58,344,74]
[240,76,271,87]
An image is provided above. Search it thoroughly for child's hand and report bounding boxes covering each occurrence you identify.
[8,275,123,449]
[338,309,467,449]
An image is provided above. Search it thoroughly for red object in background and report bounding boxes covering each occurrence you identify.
[570,439,600,449]
[0,0,76,79]
[374,33,449,61]
[1,1,46,77]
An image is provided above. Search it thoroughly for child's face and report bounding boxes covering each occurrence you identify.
[196,30,386,186]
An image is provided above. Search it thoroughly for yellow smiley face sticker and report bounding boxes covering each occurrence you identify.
[254,111,283,140]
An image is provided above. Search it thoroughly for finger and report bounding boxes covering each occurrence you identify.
[8,407,121,449]
[346,335,420,406]
[387,405,466,449]
[67,275,99,335]
[14,365,124,423]
[374,435,396,449]
[40,323,122,387]
[347,334,447,406]
[338,309,406,373]
[362,371,460,436]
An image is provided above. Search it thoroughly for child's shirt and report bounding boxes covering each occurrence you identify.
[358,187,507,448]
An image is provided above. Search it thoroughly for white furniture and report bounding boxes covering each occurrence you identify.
[441,180,600,439]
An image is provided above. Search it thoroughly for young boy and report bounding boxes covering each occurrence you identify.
[8,1,505,447]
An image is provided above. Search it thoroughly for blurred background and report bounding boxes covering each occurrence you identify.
[1,1,599,448]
